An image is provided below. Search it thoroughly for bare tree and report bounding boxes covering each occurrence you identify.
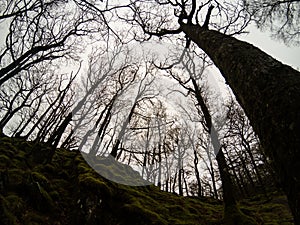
[110,68,158,158]
[0,0,103,86]
[222,98,271,197]
[162,48,256,222]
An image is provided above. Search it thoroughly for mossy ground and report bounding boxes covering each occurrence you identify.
[0,137,294,224]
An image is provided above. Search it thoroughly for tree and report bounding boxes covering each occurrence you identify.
[0,62,78,140]
[105,61,158,159]
[180,21,300,224]
[124,1,300,222]
[243,0,300,45]
[185,121,203,197]
[26,72,76,142]
[128,99,175,187]
[222,98,271,197]
[48,42,137,149]
[164,48,255,222]
[0,73,45,133]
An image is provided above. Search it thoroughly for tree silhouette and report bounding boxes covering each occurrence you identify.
[0,0,102,86]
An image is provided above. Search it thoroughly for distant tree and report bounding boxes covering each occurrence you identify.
[34,76,76,143]
[48,43,136,148]
[222,98,271,197]
[200,135,220,199]
[130,106,174,188]
[25,73,76,142]
[169,125,188,196]
[110,70,157,158]
[0,64,75,139]
[0,73,44,133]
[187,127,203,197]
[163,48,252,221]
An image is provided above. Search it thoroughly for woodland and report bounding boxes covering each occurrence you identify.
[0,0,299,224]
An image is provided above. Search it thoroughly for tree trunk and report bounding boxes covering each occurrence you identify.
[216,148,255,224]
[216,148,236,207]
[178,168,183,196]
[209,159,219,200]
[223,147,247,198]
[110,102,137,158]
[193,149,202,197]
[181,23,300,223]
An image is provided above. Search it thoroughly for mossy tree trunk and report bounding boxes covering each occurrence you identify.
[180,23,300,224]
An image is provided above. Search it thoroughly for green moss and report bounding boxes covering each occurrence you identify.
[31,171,49,184]
[0,154,11,167]
[7,168,26,185]
[35,163,57,174]
[74,155,85,164]
[38,184,55,209]
[77,162,91,173]
[49,190,60,201]
[122,201,168,225]
[78,174,112,197]
[0,138,19,155]
[22,181,55,213]
[1,194,26,225]
[223,204,257,225]
[1,202,18,225]
[2,195,23,213]
[92,160,151,186]
[0,137,294,225]
[23,211,48,224]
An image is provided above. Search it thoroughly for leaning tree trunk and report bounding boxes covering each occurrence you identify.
[181,23,300,224]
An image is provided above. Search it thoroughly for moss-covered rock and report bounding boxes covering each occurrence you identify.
[78,173,112,197]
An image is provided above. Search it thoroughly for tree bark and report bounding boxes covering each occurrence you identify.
[181,23,300,224]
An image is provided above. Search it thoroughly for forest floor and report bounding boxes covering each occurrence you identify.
[0,137,294,225]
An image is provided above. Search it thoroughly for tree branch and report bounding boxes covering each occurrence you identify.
[202,5,214,29]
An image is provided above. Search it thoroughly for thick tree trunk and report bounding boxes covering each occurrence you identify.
[181,23,300,224]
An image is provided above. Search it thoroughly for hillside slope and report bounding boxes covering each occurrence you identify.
[0,137,294,225]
